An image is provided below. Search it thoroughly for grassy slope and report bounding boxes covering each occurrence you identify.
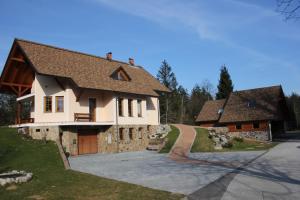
[191,128,277,153]
[0,127,183,200]
[159,125,180,153]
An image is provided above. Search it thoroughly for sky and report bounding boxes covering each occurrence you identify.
[0,0,299,95]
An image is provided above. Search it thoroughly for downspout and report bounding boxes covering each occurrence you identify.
[268,121,272,141]
[115,96,119,153]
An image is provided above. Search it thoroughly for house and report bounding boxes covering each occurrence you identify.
[0,39,169,155]
[196,86,289,140]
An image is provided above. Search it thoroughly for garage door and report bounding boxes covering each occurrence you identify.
[78,129,98,155]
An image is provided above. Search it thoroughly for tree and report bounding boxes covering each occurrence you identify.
[187,83,213,124]
[216,65,233,100]
[286,92,300,129]
[0,93,16,125]
[156,60,178,124]
[277,0,300,21]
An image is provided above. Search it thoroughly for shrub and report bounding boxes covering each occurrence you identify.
[222,141,233,148]
[233,137,244,142]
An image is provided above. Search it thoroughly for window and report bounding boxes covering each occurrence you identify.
[119,128,124,140]
[236,124,242,130]
[118,98,124,116]
[56,96,64,112]
[35,129,40,133]
[147,125,151,132]
[253,122,260,129]
[128,99,133,117]
[137,99,142,117]
[129,128,134,140]
[44,96,52,112]
[111,67,131,81]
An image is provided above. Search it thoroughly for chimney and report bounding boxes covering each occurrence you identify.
[129,58,135,66]
[106,52,112,60]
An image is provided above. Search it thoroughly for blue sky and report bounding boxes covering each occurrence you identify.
[0,0,299,95]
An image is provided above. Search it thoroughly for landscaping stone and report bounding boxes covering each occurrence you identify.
[0,170,32,186]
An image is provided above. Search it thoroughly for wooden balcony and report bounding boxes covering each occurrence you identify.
[17,118,34,124]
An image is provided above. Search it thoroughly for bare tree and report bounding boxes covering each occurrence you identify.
[277,0,300,20]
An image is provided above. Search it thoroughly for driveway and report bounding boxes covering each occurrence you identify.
[69,150,264,195]
[221,142,300,200]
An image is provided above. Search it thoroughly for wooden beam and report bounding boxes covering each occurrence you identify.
[0,82,32,88]
[10,57,25,63]
[9,86,18,95]
[20,87,31,96]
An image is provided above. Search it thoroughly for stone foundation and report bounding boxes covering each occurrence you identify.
[24,125,158,156]
[228,131,270,141]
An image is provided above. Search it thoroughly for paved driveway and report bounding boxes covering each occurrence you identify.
[69,151,264,195]
[220,142,300,200]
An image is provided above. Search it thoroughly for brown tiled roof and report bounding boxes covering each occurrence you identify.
[196,99,226,122]
[219,85,286,123]
[15,39,169,96]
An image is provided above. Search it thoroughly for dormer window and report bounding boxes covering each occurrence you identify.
[247,100,256,108]
[111,67,131,81]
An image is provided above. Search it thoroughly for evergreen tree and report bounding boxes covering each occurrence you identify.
[156,60,178,124]
[0,93,16,125]
[216,65,233,99]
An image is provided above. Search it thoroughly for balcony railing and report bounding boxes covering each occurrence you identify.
[74,113,91,122]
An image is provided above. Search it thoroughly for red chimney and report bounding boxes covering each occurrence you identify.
[106,52,112,60]
[129,58,135,66]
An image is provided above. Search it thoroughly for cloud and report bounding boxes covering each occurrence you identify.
[91,0,299,72]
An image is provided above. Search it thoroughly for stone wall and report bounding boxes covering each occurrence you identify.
[28,126,60,141]
[24,124,158,156]
[228,131,270,141]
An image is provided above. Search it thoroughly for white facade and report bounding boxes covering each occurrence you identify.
[22,74,160,126]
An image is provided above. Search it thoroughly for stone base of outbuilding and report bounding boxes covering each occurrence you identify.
[228,131,270,141]
[22,125,157,156]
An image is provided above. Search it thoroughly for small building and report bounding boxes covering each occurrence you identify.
[0,39,169,155]
[196,86,289,140]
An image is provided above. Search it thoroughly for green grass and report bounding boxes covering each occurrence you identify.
[0,127,183,200]
[191,128,278,153]
[191,128,215,152]
[159,125,180,153]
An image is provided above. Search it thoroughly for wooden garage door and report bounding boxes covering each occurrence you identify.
[78,129,98,155]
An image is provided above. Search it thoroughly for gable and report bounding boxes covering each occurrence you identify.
[111,67,131,81]
[0,41,35,97]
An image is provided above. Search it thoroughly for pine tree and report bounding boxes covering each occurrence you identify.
[156,60,178,124]
[216,65,233,100]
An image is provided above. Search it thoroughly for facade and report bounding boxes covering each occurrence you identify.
[196,86,289,141]
[0,39,169,155]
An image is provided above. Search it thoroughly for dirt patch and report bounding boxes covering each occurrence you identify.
[6,184,17,190]
[27,195,45,200]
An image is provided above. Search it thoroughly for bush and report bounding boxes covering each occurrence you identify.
[222,141,233,148]
[233,137,244,142]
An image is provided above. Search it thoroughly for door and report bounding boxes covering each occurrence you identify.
[89,98,96,122]
[78,129,98,155]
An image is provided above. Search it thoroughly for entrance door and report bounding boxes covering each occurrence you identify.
[78,129,98,155]
[89,98,96,122]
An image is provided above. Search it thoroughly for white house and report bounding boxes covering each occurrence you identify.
[0,39,169,155]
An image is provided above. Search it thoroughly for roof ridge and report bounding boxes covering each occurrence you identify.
[15,38,134,67]
[233,85,281,93]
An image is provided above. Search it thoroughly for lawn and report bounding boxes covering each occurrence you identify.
[0,127,183,200]
[191,128,278,153]
[159,125,180,153]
